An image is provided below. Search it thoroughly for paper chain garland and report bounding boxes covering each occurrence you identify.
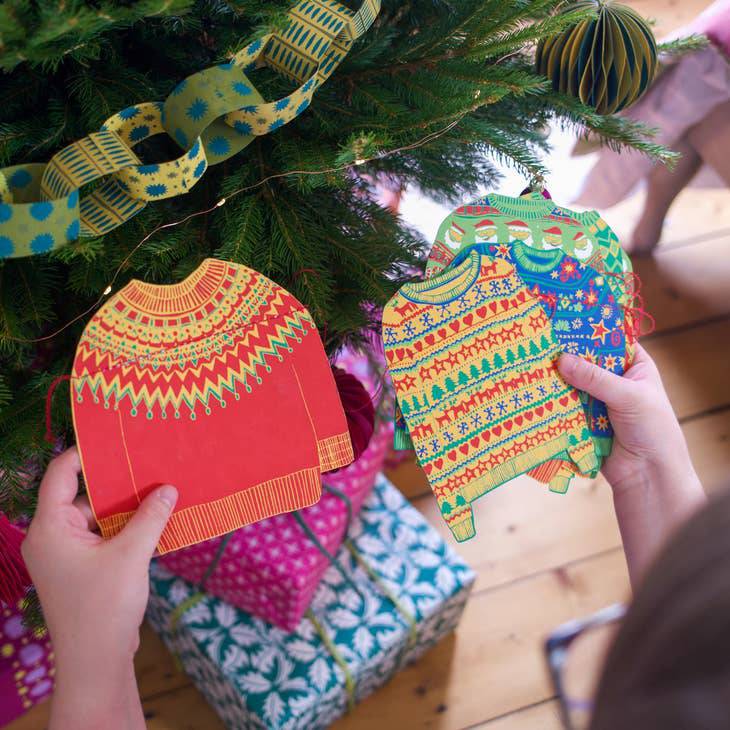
[0,0,380,260]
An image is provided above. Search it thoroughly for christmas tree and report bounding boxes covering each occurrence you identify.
[0,0,676,523]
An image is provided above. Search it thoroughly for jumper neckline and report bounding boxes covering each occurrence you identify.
[487,192,556,219]
[402,250,480,304]
[511,241,563,272]
[121,258,228,316]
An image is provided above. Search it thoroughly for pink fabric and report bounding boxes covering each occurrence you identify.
[0,601,54,726]
[159,347,393,631]
[680,0,730,57]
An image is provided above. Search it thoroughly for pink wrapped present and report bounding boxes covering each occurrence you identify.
[1,600,54,726]
[159,347,393,631]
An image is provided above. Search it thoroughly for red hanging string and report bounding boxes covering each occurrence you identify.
[45,374,71,444]
[0,513,31,606]
[600,267,655,346]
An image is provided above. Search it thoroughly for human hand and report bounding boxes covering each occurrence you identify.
[23,446,177,729]
[558,345,705,584]
[558,344,695,492]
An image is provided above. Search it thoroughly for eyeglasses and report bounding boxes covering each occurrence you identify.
[544,603,627,730]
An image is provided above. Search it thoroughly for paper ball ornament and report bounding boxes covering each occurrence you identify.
[332,366,375,463]
[535,0,658,114]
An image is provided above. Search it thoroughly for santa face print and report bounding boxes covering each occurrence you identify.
[507,219,532,245]
[445,221,466,250]
[542,225,564,249]
[474,219,498,244]
[571,231,595,260]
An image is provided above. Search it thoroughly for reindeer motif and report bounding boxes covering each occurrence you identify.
[393,300,418,318]
[412,422,434,439]
[436,412,452,429]
[451,400,469,419]
[526,368,544,384]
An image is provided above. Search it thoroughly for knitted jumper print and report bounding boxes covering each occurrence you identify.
[72,258,353,553]
[383,251,598,541]
[448,241,628,458]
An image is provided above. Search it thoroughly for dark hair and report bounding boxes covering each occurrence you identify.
[590,488,730,729]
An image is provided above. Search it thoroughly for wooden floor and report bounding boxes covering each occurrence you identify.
[8,1,727,728]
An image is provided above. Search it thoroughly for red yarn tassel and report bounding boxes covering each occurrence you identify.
[0,512,31,606]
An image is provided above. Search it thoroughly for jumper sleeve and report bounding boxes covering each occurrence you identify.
[292,310,354,473]
[393,399,414,450]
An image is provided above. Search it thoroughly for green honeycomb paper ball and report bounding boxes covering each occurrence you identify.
[535,0,658,115]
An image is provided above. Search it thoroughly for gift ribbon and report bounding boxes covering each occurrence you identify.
[0,0,381,259]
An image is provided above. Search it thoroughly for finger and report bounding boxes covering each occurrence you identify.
[114,485,177,559]
[72,494,98,532]
[36,447,82,518]
[558,353,634,409]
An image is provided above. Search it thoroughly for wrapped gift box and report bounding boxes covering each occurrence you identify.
[159,347,394,632]
[147,476,476,730]
[1,601,54,727]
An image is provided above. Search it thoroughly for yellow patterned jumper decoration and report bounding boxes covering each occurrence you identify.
[383,251,599,541]
[0,0,381,258]
[71,258,353,554]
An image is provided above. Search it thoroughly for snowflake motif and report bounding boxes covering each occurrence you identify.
[417,445,427,458]
[490,280,501,295]
[431,439,440,454]
[510,394,521,407]
[383,328,396,345]
[497,401,507,415]
[458,297,470,311]
[473,284,484,298]
[575,289,585,300]
[550,270,559,279]
[458,422,469,434]
[522,390,533,402]
[421,312,433,327]
[551,381,561,392]
[404,323,416,338]
[470,413,481,427]
[565,341,580,354]
[537,385,547,396]
[571,318,583,330]
[444,431,454,442]
[485,406,495,420]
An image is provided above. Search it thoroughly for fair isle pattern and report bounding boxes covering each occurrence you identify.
[0,0,381,257]
[73,259,312,418]
[72,258,353,553]
[383,252,598,541]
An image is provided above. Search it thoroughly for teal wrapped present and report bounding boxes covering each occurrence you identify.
[147,476,476,730]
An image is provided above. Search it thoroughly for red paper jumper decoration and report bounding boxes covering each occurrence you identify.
[71,259,353,553]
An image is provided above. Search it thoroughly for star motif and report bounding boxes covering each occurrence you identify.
[575,289,585,300]
[550,270,559,279]
[585,290,598,306]
[583,347,599,365]
[596,415,610,431]
[590,319,610,344]
[603,354,618,371]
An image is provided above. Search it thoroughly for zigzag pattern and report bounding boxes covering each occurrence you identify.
[72,259,315,417]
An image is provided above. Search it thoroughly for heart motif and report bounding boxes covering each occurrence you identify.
[515,415,523,427]
[504,419,513,431]
[463,314,474,327]
[545,401,554,412]
[489,302,498,314]
[525,411,533,421]
[386,350,394,362]
[395,348,405,360]
[517,291,527,303]
[435,458,444,470]
[492,425,502,437]
[447,450,458,462]
[559,396,569,407]
[438,328,447,339]
[477,307,487,319]
[423,463,433,475]
[425,334,435,346]
[535,406,544,417]
[450,321,460,333]
[501,299,510,310]
[470,436,480,448]
[406,348,414,359]
[459,443,470,455]
[482,431,491,442]
[414,341,423,352]
[570,389,579,401]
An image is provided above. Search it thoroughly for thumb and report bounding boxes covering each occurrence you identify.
[558,353,634,410]
[116,485,177,558]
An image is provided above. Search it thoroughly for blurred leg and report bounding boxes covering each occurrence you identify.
[686,99,730,186]
[630,136,702,255]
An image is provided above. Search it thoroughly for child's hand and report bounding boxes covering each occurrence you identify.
[23,446,177,729]
[558,345,705,584]
[558,344,695,492]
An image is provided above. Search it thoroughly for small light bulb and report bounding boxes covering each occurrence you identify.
[216,198,226,207]
[103,285,112,296]
[354,158,366,166]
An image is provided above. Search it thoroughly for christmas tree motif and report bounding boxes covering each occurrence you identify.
[431,384,444,401]
[481,358,491,374]
[505,348,516,365]
[493,352,505,370]
[517,343,527,359]
[529,340,541,357]
[458,371,469,386]
[470,364,481,380]
[445,377,456,393]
